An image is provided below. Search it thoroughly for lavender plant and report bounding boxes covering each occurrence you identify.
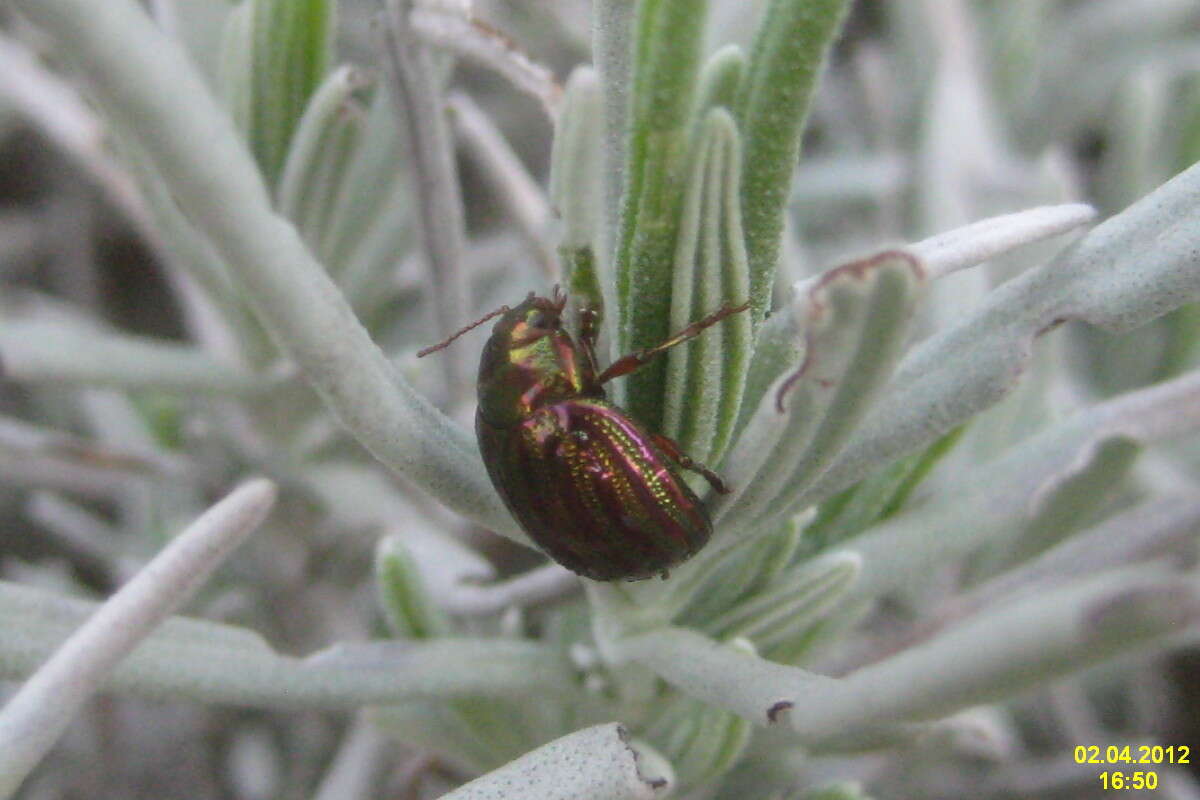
[1,0,1199,798]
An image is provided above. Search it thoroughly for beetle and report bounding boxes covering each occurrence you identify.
[419,288,749,581]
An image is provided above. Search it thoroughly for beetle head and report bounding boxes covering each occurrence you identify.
[497,290,568,350]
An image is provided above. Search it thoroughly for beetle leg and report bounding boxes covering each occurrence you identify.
[596,300,750,383]
[649,432,730,494]
[576,306,603,383]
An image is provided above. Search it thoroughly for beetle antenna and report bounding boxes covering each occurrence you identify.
[417,305,510,357]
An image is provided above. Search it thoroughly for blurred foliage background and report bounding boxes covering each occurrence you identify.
[1,0,1199,798]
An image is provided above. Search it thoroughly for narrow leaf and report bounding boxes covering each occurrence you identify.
[737,0,852,325]
[910,494,1200,645]
[798,782,874,800]
[796,161,1200,518]
[0,586,573,709]
[437,723,670,800]
[551,67,604,250]
[322,87,409,274]
[219,0,335,184]
[803,425,965,553]
[663,109,753,467]
[777,566,1200,743]
[843,370,1200,605]
[0,480,276,795]
[621,567,1200,743]
[277,65,369,258]
[691,44,745,125]
[707,551,861,643]
[650,695,751,791]
[592,0,639,260]
[615,0,709,425]
[731,299,805,437]
[550,67,610,341]
[673,518,802,627]
[0,318,264,395]
[375,535,451,639]
[11,0,522,541]
[718,252,926,533]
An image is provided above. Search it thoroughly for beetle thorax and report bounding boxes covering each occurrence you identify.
[476,304,594,428]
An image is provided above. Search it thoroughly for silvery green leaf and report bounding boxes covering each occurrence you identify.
[309,718,388,800]
[450,91,556,280]
[550,67,602,250]
[794,159,1200,519]
[0,447,146,501]
[112,135,275,364]
[619,566,1199,745]
[796,782,873,800]
[915,493,1200,641]
[375,535,451,639]
[0,415,188,482]
[322,87,409,277]
[379,0,470,394]
[623,509,807,626]
[718,251,926,534]
[667,525,787,633]
[217,2,254,144]
[409,5,561,119]
[615,626,832,727]
[386,524,502,610]
[732,298,805,437]
[736,0,853,325]
[371,700,505,775]
[303,462,504,584]
[0,317,264,394]
[646,694,751,792]
[614,0,708,423]
[1179,75,1200,168]
[909,203,1096,282]
[0,578,573,707]
[338,184,412,313]
[305,463,575,615]
[843,369,1200,605]
[0,480,275,792]
[707,551,861,645]
[1161,302,1200,380]
[803,426,964,553]
[436,723,671,800]
[673,518,802,628]
[10,0,520,540]
[592,0,638,258]
[662,109,753,467]
[438,696,550,772]
[781,565,1200,745]
[995,436,1140,570]
[218,0,334,184]
[276,65,368,258]
[763,596,869,667]
[431,564,579,617]
[692,44,744,121]
[0,581,270,652]
[551,67,609,341]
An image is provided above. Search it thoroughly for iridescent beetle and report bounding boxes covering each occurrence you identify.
[419,288,749,581]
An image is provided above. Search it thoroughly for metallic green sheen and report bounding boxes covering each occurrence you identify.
[475,293,711,581]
